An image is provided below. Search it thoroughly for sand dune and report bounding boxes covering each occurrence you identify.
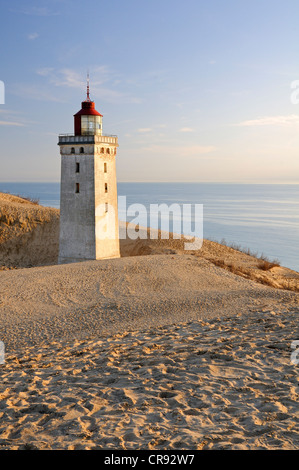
[0,193,298,450]
[1,191,298,292]
[1,253,298,353]
[0,193,59,269]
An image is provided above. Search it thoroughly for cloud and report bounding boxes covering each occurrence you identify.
[137,128,152,133]
[34,66,142,104]
[179,145,216,156]
[136,144,216,157]
[179,127,194,132]
[11,7,60,16]
[28,33,39,40]
[38,66,111,89]
[12,84,62,102]
[36,67,55,77]
[236,114,299,127]
[51,68,85,89]
[36,68,85,89]
[0,109,30,126]
[0,109,21,115]
[0,121,25,127]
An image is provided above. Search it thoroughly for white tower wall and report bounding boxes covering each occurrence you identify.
[58,135,120,264]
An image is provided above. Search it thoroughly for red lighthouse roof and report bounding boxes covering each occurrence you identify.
[74,75,103,135]
[74,100,103,117]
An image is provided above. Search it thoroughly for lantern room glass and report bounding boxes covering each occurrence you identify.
[81,115,102,136]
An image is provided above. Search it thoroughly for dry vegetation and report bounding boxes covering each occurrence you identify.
[120,227,299,293]
[198,255,297,292]
[199,240,298,292]
[0,192,59,269]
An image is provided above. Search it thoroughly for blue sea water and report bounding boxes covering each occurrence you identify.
[0,182,298,271]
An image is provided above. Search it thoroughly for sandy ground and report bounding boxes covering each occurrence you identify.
[0,254,298,354]
[0,193,298,450]
[0,309,298,450]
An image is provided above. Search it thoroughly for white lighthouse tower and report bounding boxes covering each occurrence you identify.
[58,79,120,264]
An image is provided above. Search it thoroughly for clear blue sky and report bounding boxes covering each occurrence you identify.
[1,0,299,182]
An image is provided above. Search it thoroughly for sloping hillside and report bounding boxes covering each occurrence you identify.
[0,193,60,268]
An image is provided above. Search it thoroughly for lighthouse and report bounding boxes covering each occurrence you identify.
[58,79,120,264]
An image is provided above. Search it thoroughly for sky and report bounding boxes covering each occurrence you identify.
[1,0,299,183]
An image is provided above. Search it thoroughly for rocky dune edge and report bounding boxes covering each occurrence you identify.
[0,192,298,450]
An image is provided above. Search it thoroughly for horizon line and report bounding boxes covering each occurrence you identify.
[0,180,298,185]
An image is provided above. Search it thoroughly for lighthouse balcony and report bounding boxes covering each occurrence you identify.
[58,134,118,146]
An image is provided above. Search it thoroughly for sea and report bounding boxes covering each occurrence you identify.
[0,182,298,272]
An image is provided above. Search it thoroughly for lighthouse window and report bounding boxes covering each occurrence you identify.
[76,183,80,194]
[105,203,108,213]
[76,162,80,173]
[71,147,75,154]
[81,115,102,136]
[104,162,107,173]
[105,183,108,193]
[80,147,84,154]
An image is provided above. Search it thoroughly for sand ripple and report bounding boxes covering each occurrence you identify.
[0,309,298,450]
